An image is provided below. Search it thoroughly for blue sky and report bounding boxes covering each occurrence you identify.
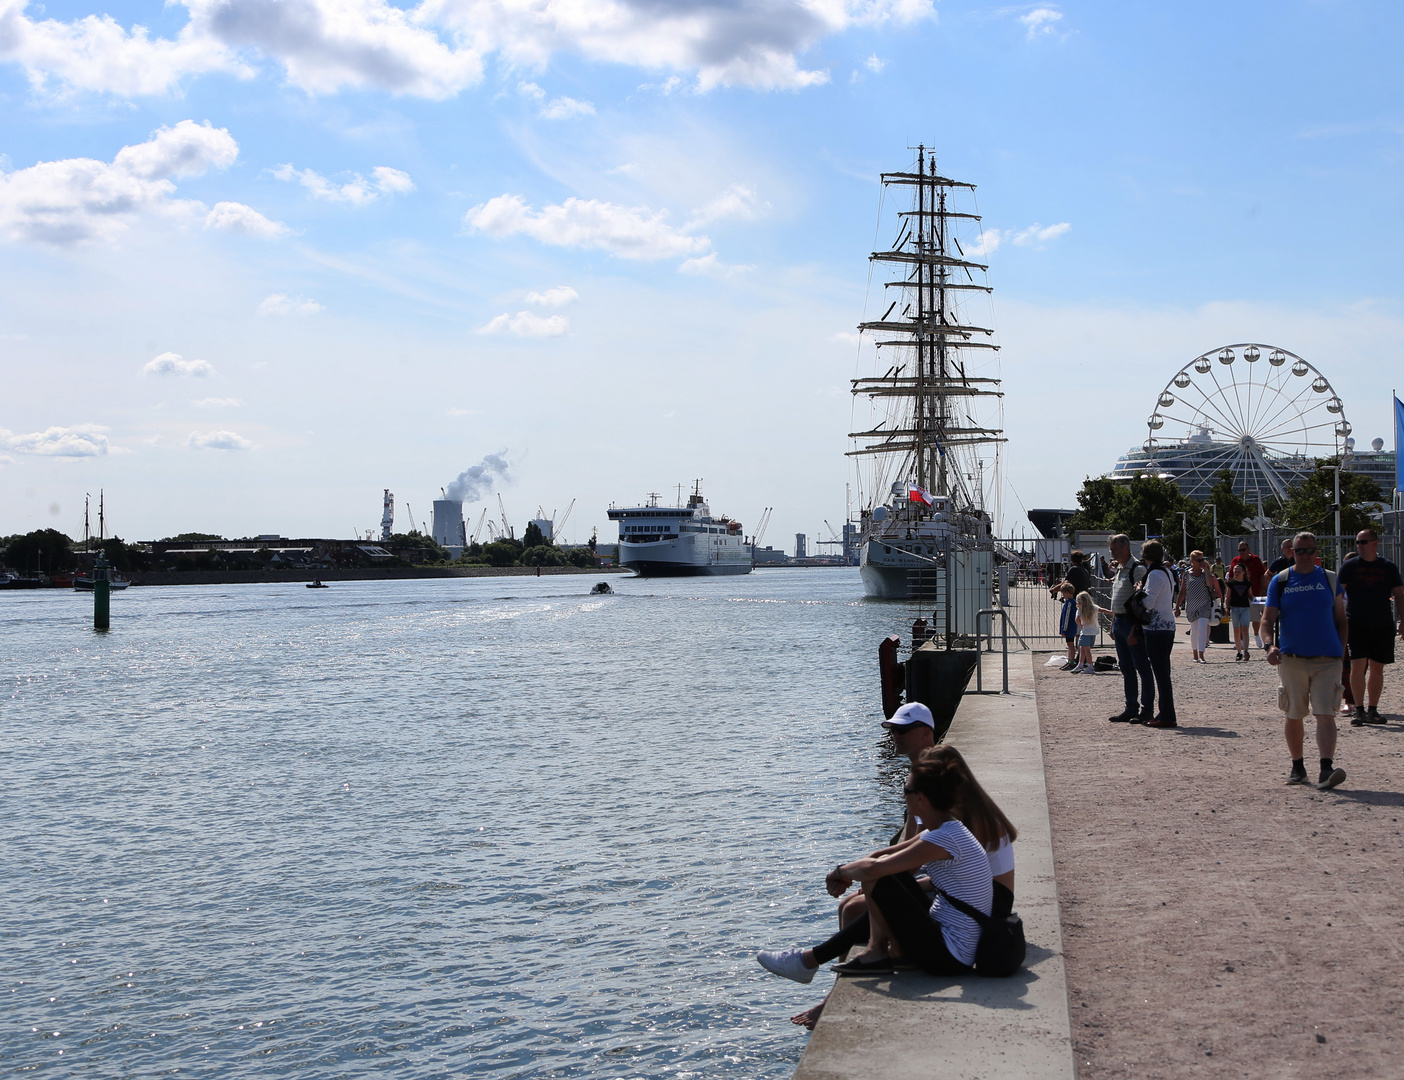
[2,0,1401,546]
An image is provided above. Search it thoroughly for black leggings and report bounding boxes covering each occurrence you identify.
[811,878,1010,971]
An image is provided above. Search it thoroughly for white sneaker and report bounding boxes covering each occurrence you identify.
[758,948,816,984]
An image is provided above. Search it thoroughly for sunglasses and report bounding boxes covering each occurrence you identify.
[1356,538,1377,545]
[1294,547,1317,555]
[903,785,919,796]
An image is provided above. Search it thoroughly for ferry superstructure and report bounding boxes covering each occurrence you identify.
[607,486,752,577]
[848,148,1006,601]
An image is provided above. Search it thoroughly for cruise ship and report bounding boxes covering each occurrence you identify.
[607,485,752,576]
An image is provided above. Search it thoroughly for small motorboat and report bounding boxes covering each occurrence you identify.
[307,580,329,589]
[589,581,614,595]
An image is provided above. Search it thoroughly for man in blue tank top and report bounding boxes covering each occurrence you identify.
[1263,531,1348,790]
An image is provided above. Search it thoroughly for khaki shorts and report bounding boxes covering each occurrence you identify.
[1277,654,1344,719]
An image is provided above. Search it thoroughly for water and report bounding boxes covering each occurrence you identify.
[2,570,910,1078]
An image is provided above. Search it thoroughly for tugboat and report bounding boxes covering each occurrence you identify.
[607,482,752,576]
[306,580,329,589]
[848,147,1005,602]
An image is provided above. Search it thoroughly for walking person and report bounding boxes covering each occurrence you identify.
[1105,534,1153,723]
[1138,540,1179,728]
[1232,541,1268,648]
[1267,537,1295,576]
[1262,532,1349,790]
[1175,550,1223,663]
[1338,528,1404,725]
[1225,562,1254,660]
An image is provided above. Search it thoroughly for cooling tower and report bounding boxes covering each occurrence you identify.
[432,499,466,550]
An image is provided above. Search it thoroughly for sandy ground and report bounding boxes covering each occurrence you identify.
[1035,632,1404,1079]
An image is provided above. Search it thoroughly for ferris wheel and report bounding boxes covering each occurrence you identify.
[1143,344,1350,503]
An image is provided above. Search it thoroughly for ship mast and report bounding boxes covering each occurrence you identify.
[849,146,1005,510]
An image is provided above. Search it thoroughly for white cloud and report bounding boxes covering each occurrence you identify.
[144,351,214,377]
[967,228,1001,256]
[447,406,479,416]
[1011,221,1071,247]
[518,80,595,119]
[189,429,253,450]
[193,397,242,407]
[371,166,415,194]
[205,201,290,237]
[966,222,1069,255]
[0,2,246,95]
[467,194,710,260]
[686,184,760,228]
[864,53,886,72]
[1019,7,1063,39]
[833,330,861,345]
[524,285,578,307]
[182,0,482,98]
[540,95,595,119]
[0,0,935,98]
[478,311,570,337]
[258,293,323,315]
[678,252,753,278]
[0,423,109,457]
[273,162,414,204]
[0,121,282,245]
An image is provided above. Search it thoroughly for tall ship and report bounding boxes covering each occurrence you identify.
[607,484,752,576]
[849,148,1006,601]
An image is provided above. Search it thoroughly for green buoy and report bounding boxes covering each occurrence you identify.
[93,552,110,631]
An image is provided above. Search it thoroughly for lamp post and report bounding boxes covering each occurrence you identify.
[1332,444,1355,569]
[1178,511,1188,560]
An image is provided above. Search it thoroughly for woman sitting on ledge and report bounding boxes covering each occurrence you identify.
[824,750,993,976]
[760,745,1009,1025]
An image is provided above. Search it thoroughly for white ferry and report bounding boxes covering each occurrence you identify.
[607,485,752,577]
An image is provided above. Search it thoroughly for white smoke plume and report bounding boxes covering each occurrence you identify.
[446,451,509,502]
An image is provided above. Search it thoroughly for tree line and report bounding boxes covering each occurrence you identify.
[1066,461,1383,562]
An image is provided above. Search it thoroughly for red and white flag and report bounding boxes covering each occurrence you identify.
[908,484,935,506]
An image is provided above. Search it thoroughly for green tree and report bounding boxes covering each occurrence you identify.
[521,544,566,566]
[522,521,547,549]
[98,537,149,572]
[1281,460,1382,539]
[483,540,521,567]
[161,532,225,543]
[2,529,76,574]
[1066,476,1119,532]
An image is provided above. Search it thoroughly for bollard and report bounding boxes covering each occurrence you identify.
[93,552,110,631]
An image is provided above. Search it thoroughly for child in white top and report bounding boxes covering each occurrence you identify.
[1074,591,1099,673]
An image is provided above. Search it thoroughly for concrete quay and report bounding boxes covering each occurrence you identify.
[793,652,1075,1080]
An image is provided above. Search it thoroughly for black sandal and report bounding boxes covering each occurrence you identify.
[832,956,896,976]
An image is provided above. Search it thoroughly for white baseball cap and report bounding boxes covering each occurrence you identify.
[882,702,934,730]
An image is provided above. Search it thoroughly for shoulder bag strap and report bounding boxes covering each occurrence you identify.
[935,887,996,929]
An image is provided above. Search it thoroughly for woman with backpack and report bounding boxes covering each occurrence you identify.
[1138,539,1180,727]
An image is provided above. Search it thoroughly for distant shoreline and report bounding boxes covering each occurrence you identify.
[121,566,630,587]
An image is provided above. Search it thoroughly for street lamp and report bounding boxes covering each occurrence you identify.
[1178,511,1188,560]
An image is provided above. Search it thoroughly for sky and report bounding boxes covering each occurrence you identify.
[2,0,1403,549]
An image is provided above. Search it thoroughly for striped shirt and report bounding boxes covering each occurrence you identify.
[918,819,994,966]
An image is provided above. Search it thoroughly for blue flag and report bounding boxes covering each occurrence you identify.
[1397,394,1404,492]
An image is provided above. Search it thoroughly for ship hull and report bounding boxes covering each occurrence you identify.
[626,561,752,577]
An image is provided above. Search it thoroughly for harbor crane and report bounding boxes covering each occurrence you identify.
[751,506,774,558]
[555,499,576,544]
[498,494,513,540]
[471,507,490,545]
[405,503,419,535]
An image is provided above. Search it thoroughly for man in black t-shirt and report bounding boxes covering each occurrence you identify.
[1337,528,1404,725]
[1267,538,1295,576]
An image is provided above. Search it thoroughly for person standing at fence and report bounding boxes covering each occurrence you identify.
[1338,528,1404,725]
[1106,534,1154,723]
[1263,532,1348,790]
[1066,550,1092,596]
[1058,582,1078,670]
[1176,550,1223,664]
[1232,541,1268,649]
[1138,540,1180,727]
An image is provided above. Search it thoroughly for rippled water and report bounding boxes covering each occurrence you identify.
[2,570,911,1078]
